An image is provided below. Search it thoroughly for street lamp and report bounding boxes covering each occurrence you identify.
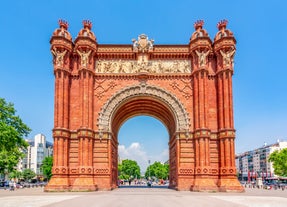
[148,160,151,179]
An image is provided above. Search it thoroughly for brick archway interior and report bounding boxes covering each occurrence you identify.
[113,97,174,186]
[99,84,190,189]
[112,97,175,137]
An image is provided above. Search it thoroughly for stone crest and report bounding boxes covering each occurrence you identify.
[132,34,154,53]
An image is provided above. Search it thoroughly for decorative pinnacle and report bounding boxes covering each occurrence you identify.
[194,20,204,30]
[217,19,228,30]
[83,20,92,30]
[58,19,68,30]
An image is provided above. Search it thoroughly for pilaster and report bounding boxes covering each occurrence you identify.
[189,20,217,191]
[70,128,97,191]
[214,20,243,192]
[45,20,72,192]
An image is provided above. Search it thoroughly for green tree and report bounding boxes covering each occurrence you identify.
[9,170,22,181]
[118,159,141,180]
[268,148,287,177]
[0,150,25,174]
[41,156,53,180]
[145,161,169,180]
[22,169,36,181]
[0,98,30,175]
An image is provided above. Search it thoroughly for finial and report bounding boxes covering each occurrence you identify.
[194,20,204,30]
[58,19,68,30]
[217,19,228,30]
[83,20,92,30]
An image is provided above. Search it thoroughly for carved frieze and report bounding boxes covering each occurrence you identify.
[95,59,191,74]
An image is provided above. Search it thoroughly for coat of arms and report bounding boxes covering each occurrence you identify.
[132,34,154,53]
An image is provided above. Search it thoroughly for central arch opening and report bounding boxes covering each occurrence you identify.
[109,95,179,189]
[118,115,169,186]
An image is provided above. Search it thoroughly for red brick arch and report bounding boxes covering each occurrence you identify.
[45,19,244,192]
[98,84,190,135]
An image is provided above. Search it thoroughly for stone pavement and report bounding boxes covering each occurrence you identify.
[0,187,287,207]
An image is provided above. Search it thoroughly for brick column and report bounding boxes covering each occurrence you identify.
[189,20,217,191]
[45,20,73,192]
[217,70,242,191]
[214,19,244,192]
[192,70,217,191]
[69,20,98,191]
[71,59,96,191]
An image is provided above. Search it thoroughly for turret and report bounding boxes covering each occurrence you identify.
[50,19,73,72]
[74,20,97,72]
[189,20,212,72]
[213,19,236,72]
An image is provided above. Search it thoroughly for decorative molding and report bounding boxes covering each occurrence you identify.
[170,79,193,99]
[94,80,117,99]
[94,168,109,175]
[95,59,191,74]
[98,84,190,132]
[53,166,69,175]
[179,168,194,176]
[220,167,236,175]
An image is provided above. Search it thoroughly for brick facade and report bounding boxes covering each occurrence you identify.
[45,19,244,192]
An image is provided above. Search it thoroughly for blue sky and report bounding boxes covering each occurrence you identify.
[1,0,287,171]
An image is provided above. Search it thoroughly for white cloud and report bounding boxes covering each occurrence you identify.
[118,142,168,174]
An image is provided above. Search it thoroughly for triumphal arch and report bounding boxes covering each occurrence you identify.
[45,19,243,192]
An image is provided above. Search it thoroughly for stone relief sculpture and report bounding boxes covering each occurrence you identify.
[195,49,210,67]
[51,48,67,67]
[77,49,91,67]
[132,34,154,53]
[220,47,235,66]
[95,60,191,74]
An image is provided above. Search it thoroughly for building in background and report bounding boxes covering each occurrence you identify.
[236,140,287,181]
[18,134,53,175]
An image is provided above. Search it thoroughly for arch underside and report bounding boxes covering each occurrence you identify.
[112,97,174,137]
[98,84,190,137]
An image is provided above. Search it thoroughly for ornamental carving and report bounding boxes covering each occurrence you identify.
[77,49,91,67]
[98,84,190,132]
[94,168,109,174]
[132,34,154,53]
[170,79,193,99]
[94,80,117,99]
[95,59,191,74]
[179,168,194,175]
[195,49,210,67]
[220,47,235,67]
[51,48,67,67]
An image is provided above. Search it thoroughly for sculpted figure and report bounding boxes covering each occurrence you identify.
[51,48,67,67]
[104,62,112,73]
[195,49,210,66]
[122,61,131,73]
[77,49,91,67]
[220,48,235,66]
[96,60,103,73]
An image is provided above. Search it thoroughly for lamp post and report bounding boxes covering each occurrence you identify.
[148,160,151,179]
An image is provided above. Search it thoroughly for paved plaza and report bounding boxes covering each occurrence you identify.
[0,186,287,207]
